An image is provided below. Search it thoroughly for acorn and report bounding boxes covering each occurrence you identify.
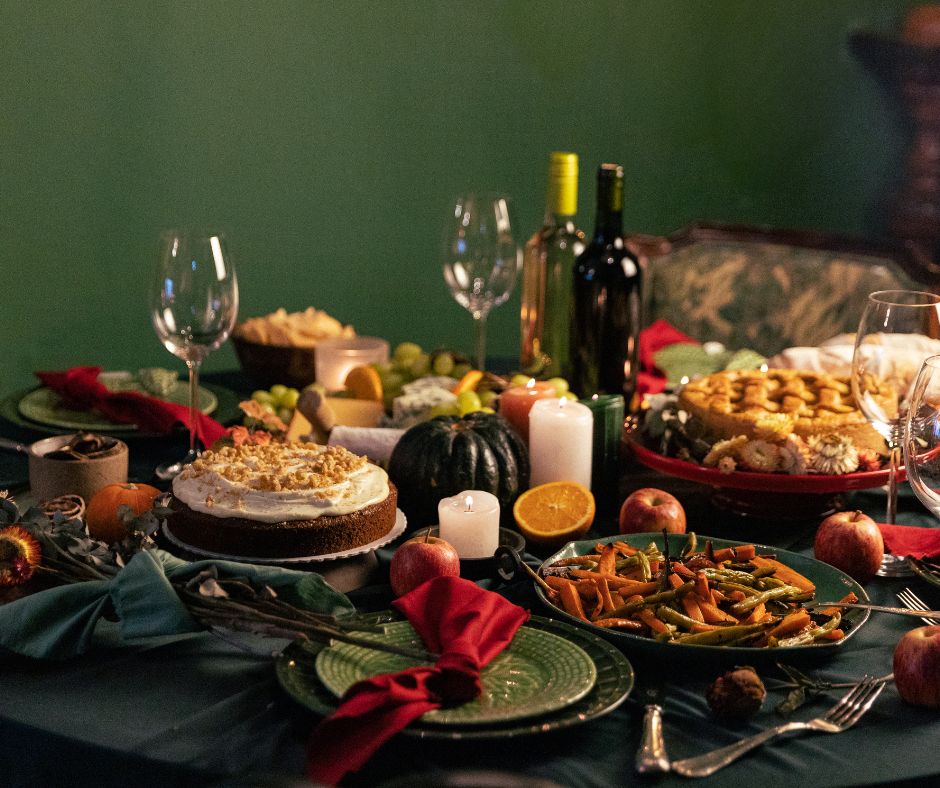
[0,525,42,586]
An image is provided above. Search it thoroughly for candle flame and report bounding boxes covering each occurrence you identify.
[525,378,535,389]
[759,363,769,372]
[680,375,690,385]
[558,397,567,409]
[464,495,474,512]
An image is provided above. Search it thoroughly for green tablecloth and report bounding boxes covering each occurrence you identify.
[2,485,939,787]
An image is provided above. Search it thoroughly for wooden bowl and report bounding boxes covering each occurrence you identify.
[231,333,317,389]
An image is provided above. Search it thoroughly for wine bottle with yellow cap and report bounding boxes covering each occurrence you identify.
[519,151,585,378]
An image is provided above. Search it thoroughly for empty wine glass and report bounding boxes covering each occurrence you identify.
[442,193,520,369]
[151,231,239,479]
[904,354,940,521]
[852,290,940,576]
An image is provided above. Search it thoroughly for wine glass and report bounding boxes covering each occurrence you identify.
[851,289,940,576]
[151,230,239,479]
[904,355,940,525]
[442,193,520,370]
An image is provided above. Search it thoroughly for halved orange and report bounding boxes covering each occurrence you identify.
[344,365,383,402]
[452,368,484,396]
[513,481,595,550]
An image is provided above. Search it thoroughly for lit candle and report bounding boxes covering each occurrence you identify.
[437,490,500,559]
[529,397,593,488]
[314,336,390,392]
[498,379,557,441]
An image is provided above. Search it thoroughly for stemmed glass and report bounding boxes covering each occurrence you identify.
[904,354,940,522]
[151,231,239,479]
[442,193,520,370]
[851,290,940,576]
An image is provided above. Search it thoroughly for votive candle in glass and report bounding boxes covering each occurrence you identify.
[581,393,625,498]
[314,336,389,392]
[437,490,500,558]
[498,379,557,441]
[528,397,593,488]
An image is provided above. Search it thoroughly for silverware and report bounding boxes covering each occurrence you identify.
[0,438,28,454]
[671,675,888,778]
[634,679,671,774]
[804,600,940,619]
[897,587,940,626]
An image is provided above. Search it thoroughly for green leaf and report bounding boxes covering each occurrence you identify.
[724,349,766,371]
[295,573,356,618]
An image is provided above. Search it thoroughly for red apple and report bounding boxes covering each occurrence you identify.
[813,510,883,584]
[894,625,940,707]
[389,534,460,597]
[619,488,687,535]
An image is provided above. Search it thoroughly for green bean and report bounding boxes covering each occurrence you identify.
[637,549,652,582]
[776,612,842,647]
[656,605,710,631]
[614,550,664,571]
[673,622,773,646]
[729,585,804,615]
[716,582,762,597]
[597,581,696,620]
[755,577,787,590]
[702,568,764,585]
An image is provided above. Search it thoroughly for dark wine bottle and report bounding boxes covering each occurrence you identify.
[570,163,642,401]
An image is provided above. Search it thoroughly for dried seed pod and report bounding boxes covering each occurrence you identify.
[706,665,766,719]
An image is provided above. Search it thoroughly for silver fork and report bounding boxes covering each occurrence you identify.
[897,587,940,626]
[671,676,887,778]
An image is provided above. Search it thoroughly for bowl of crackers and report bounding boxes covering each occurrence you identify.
[232,307,356,389]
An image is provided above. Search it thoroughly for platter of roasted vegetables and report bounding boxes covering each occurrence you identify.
[534,533,870,659]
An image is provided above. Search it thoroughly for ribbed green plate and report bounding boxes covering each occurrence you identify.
[277,614,633,739]
[17,371,217,432]
[314,621,596,726]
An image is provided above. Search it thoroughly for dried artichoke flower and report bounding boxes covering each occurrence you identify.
[778,435,810,475]
[703,435,748,467]
[807,434,859,475]
[0,525,42,586]
[706,666,766,719]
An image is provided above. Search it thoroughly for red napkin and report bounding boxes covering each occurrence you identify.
[35,366,226,447]
[636,319,698,397]
[306,576,529,785]
[878,523,940,559]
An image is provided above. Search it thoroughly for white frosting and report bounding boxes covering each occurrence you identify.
[172,443,390,523]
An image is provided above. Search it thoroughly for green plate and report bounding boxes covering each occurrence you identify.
[17,371,218,433]
[535,533,871,662]
[314,620,596,726]
[277,614,634,739]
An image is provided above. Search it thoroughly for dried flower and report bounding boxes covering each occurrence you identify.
[778,435,810,475]
[0,525,42,586]
[703,435,748,467]
[718,455,737,474]
[807,434,859,475]
[856,449,883,473]
[739,440,781,473]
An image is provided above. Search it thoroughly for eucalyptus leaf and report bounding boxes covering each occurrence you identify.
[295,573,356,618]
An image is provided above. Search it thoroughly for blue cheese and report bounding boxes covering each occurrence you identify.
[392,386,456,426]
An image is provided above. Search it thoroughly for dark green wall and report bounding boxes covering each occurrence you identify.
[0,1,915,393]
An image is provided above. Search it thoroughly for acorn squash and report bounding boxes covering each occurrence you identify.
[388,412,530,528]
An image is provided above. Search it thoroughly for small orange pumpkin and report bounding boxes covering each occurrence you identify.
[85,482,161,544]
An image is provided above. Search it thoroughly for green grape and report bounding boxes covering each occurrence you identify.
[561,391,578,401]
[457,390,482,412]
[381,371,405,392]
[428,402,460,418]
[479,406,495,414]
[510,374,531,387]
[277,407,293,423]
[251,390,274,406]
[261,402,276,415]
[432,352,455,376]
[281,388,300,409]
[393,341,423,364]
[547,377,570,395]
[410,353,431,377]
[451,362,471,379]
[478,390,498,408]
[373,361,395,376]
[269,384,288,403]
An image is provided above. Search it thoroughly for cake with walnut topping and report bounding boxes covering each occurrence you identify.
[167,443,398,558]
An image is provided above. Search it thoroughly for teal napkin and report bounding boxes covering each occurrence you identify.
[0,548,354,660]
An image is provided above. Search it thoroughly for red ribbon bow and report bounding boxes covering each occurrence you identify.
[35,366,226,447]
[306,576,529,785]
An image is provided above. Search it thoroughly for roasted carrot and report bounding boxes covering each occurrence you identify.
[667,572,686,590]
[766,609,812,639]
[598,546,617,575]
[698,599,739,624]
[694,570,710,600]
[613,541,639,556]
[681,594,705,623]
[559,581,589,621]
[819,628,845,641]
[817,592,859,617]
[636,607,672,635]
[671,562,696,579]
[750,556,816,593]
[741,601,766,625]
[712,544,757,563]
[591,618,643,630]
[593,575,618,614]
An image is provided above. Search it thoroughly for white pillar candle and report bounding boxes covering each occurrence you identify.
[437,490,500,559]
[529,398,593,488]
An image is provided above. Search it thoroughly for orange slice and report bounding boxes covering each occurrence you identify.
[452,369,484,396]
[344,365,383,402]
[513,481,595,550]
